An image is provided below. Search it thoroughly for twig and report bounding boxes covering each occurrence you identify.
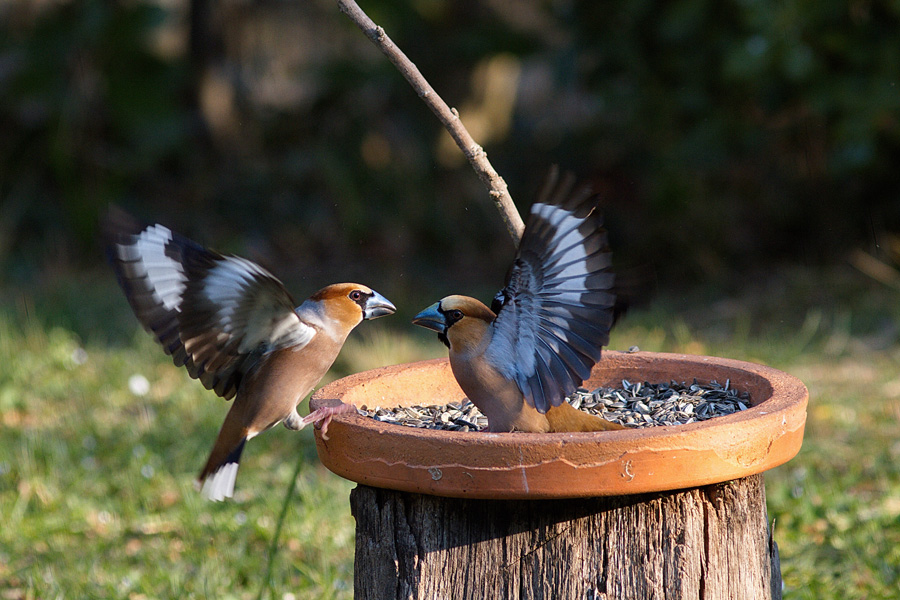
[336,0,525,243]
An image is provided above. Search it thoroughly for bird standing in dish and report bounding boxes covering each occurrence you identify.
[413,170,623,433]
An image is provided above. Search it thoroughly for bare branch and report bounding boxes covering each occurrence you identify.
[337,0,526,243]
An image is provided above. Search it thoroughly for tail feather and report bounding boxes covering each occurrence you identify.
[546,402,625,432]
[197,438,246,501]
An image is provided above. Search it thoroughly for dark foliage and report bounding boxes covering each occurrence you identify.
[1,0,898,291]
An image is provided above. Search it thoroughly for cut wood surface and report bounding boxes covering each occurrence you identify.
[351,474,781,599]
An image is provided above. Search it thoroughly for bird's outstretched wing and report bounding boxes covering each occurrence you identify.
[486,169,615,413]
[104,209,315,400]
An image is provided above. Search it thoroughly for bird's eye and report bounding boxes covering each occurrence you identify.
[449,309,464,321]
[349,290,363,301]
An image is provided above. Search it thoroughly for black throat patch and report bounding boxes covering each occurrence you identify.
[437,331,450,349]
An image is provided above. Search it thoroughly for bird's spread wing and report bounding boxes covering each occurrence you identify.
[105,210,315,400]
[486,170,615,413]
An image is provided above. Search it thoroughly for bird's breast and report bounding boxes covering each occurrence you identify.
[448,351,549,433]
[236,336,344,431]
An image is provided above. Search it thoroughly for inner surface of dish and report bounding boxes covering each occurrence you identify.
[357,378,751,432]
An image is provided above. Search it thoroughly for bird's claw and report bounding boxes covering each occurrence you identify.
[301,403,357,440]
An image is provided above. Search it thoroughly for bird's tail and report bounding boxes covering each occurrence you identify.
[546,402,625,432]
[197,433,247,502]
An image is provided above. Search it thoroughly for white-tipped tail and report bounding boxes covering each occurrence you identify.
[199,461,240,502]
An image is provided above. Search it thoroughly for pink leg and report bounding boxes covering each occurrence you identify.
[301,403,357,440]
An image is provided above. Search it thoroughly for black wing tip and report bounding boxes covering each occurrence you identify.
[101,205,150,245]
[101,206,137,266]
[534,166,599,215]
[102,206,211,262]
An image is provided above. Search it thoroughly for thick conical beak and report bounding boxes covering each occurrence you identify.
[363,290,396,320]
[412,303,447,333]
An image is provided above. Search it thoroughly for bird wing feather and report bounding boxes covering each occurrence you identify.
[105,210,315,400]
[485,170,615,413]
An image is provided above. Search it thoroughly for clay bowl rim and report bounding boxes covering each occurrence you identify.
[312,351,805,442]
[310,350,808,498]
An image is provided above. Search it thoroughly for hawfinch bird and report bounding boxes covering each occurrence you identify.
[413,170,624,433]
[105,211,396,500]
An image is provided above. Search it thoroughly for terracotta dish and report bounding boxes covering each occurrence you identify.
[310,351,807,499]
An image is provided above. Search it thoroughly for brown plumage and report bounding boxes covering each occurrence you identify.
[105,211,395,500]
[194,283,393,499]
[416,296,622,433]
[413,170,624,433]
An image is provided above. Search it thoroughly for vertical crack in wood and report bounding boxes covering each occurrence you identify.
[698,485,714,600]
[393,491,417,598]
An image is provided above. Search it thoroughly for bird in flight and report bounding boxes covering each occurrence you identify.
[105,211,395,500]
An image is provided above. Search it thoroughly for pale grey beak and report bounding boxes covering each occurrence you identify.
[364,290,396,320]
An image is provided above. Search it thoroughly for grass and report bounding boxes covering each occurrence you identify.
[2,265,900,598]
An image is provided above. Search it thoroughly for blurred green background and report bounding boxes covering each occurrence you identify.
[2,0,900,598]
[2,0,899,290]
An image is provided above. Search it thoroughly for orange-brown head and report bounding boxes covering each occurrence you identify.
[303,283,396,337]
[412,295,496,352]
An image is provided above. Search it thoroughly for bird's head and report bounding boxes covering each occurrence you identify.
[412,295,495,350]
[307,283,396,331]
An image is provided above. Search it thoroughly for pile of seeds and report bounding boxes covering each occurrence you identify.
[359,401,487,432]
[358,379,750,431]
[569,379,749,428]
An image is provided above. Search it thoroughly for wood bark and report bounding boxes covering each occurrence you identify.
[350,474,781,600]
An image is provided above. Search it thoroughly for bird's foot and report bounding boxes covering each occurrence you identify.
[300,403,357,440]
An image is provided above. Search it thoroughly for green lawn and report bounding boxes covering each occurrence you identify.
[2,266,899,598]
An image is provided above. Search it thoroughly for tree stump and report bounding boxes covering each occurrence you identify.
[350,474,781,600]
